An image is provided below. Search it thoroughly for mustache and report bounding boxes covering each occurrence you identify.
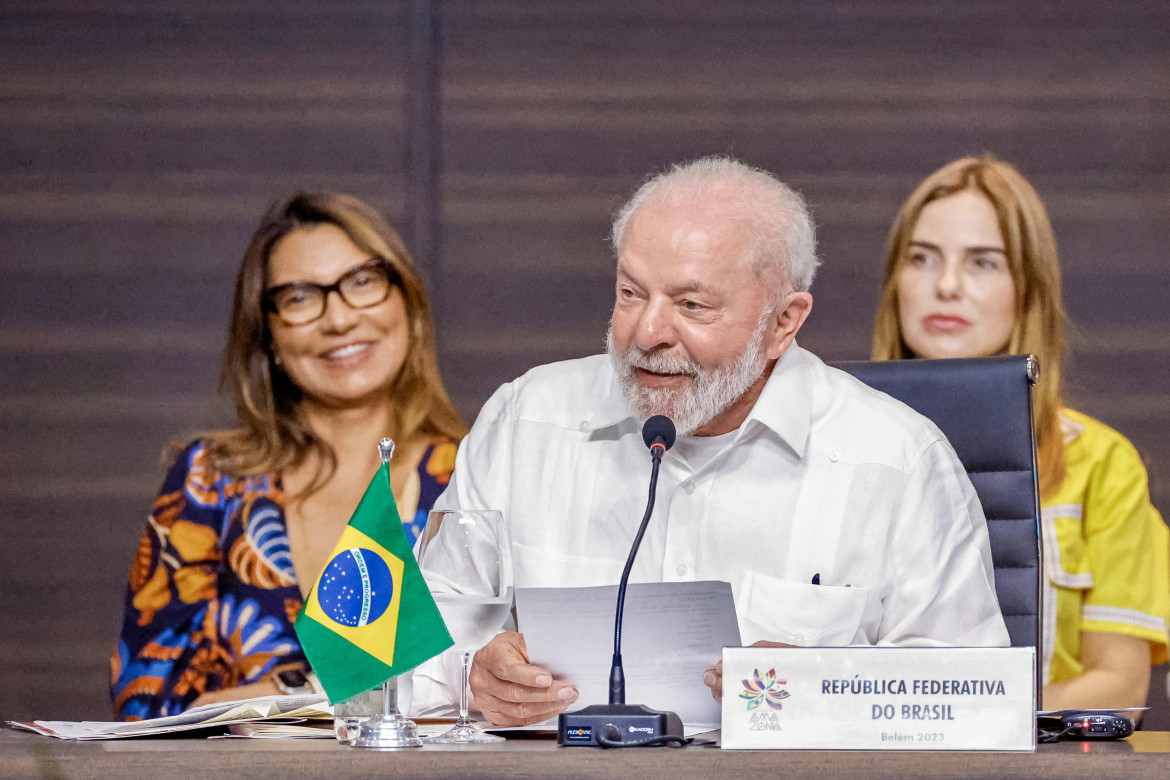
[623,346,700,376]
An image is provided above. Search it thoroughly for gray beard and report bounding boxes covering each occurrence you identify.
[606,314,770,437]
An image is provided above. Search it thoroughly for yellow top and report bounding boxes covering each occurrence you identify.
[1041,408,1170,684]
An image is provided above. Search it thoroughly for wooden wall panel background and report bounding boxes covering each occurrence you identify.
[1,1,1167,724]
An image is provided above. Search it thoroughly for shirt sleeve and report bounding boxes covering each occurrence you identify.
[403,441,460,546]
[407,383,518,717]
[110,441,226,721]
[1080,436,1170,661]
[877,438,1011,648]
[432,381,517,515]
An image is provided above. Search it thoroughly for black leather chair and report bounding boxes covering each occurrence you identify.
[832,355,1042,691]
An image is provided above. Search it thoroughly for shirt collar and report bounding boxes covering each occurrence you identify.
[588,359,636,431]
[741,341,812,458]
[584,342,814,458]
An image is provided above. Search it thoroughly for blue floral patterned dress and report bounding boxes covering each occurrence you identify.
[111,439,457,721]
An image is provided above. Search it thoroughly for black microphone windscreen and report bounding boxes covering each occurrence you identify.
[641,415,676,452]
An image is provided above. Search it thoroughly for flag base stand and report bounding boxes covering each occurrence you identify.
[352,678,423,749]
[352,713,423,749]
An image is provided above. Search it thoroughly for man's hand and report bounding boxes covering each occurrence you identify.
[469,631,579,726]
[703,640,795,703]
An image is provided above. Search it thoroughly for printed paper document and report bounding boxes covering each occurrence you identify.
[516,580,741,727]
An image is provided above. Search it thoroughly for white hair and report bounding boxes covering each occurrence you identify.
[610,156,820,296]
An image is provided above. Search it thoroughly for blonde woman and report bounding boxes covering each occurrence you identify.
[872,155,1169,711]
[112,193,466,720]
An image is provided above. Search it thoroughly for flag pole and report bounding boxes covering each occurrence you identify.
[351,438,424,749]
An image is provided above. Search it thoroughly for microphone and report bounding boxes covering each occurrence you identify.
[558,415,687,748]
[642,414,676,459]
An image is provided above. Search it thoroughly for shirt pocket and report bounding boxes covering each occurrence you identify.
[1040,504,1094,590]
[511,541,623,589]
[739,571,868,646]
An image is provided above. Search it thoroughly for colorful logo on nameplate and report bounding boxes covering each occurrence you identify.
[740,668,789,711]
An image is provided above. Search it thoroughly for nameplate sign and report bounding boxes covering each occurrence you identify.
[721,647,1035,751]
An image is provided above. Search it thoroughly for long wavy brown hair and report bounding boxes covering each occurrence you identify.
[198,191,466,496]
[872,155,1067,498]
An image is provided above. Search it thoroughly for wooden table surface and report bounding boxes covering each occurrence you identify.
[3,727,1169,780]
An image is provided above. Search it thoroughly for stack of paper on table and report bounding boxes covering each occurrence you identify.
[217,720,462,740]
[222,721,335,739]
[6,693,331,740]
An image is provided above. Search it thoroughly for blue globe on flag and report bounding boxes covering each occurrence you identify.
[318,548,395,628]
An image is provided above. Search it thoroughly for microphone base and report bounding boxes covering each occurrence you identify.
[557,703,684,747]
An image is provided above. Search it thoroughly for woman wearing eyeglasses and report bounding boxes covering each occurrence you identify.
[111,192,467,719]
[871,156,1168,712]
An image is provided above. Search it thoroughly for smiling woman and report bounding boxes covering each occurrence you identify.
[266,225,412,414]
[110,193,467,721]
[872,156,1169,714]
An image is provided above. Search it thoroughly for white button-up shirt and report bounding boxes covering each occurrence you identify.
[407,344,1008,713]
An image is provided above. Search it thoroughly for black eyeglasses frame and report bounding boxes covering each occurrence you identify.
[263,258,402,326]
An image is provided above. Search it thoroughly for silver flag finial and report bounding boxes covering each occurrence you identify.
[378,437,395,464]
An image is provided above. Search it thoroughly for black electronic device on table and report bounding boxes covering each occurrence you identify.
[1059,712,1134,740]
[1038,710,1136,742]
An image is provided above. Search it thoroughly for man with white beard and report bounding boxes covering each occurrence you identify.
[419,157,1009,726]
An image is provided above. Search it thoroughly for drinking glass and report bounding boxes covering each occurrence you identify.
[417,509,513,744]
[333,686,382,744]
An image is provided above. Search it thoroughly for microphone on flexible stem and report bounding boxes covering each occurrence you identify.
[610,414,676,705]
[558,415,687,748]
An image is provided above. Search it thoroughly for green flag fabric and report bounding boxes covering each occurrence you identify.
[295,462,452,703]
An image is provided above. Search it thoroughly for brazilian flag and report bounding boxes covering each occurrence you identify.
[295,462,452,703]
